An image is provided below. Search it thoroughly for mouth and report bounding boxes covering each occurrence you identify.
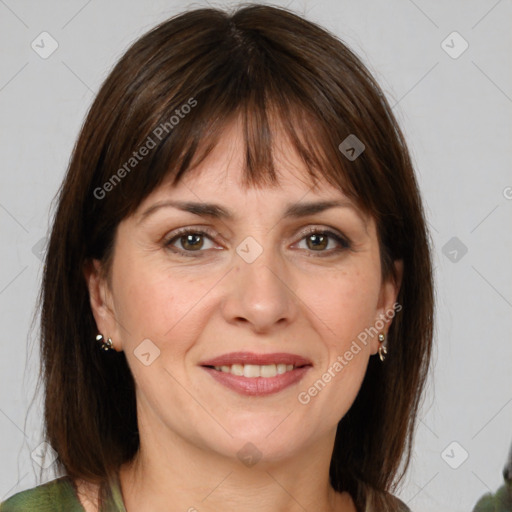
[199,352,312,396]
[205,362,300,378]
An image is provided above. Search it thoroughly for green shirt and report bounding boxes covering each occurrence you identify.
[0,475,413,511]
[0,475,126,512]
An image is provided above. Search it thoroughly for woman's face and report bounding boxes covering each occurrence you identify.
[88,119,401,465]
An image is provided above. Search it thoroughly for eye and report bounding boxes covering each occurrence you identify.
[164,228,218,256]
[295,228,351,255]
[164,226,351,258]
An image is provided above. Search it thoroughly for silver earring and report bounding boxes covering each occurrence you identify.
[378,332,387,362]
[96,334,114,351]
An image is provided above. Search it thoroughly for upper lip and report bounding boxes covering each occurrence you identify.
[199,351,312,367]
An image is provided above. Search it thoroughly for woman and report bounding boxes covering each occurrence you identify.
[0,4,433,511]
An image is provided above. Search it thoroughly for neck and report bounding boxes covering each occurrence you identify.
[118,425,355,512]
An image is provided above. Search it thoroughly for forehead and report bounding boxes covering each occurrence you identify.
[159,116,341,199]
[130,111,373,234]
[133,119,371,231]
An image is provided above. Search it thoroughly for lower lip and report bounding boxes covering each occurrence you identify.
[201,366,311,396]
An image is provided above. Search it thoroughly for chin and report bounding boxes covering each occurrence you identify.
[208,420,312,463]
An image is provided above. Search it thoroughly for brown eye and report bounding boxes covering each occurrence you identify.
[165,229,217,256]
[296,229,351,255]
[179,233,204,251]
[306,233,329,251]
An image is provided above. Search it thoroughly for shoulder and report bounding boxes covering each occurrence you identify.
[353,489,412,512]
[393,496,412,512]
[0,477,84,512]
[384,493,412,512]
[371,492,412,512]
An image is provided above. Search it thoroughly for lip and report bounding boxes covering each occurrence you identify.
[199,351,312,397]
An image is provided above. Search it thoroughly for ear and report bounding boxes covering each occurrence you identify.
[83,259,123,351]
[371,259,403,354]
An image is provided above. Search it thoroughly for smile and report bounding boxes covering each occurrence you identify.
[199,352,312,396]
[211,363,296,377]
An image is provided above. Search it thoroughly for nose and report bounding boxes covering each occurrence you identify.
[220,244,298,334]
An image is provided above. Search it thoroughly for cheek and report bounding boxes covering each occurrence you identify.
[111,250,203,345]
[305,267,382,348]
[295,272,380,426]
[323,272,381,392]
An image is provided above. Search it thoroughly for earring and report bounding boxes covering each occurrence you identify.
[378,332,387,362]
[96,334,114,351]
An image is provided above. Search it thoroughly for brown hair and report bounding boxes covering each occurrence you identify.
[39,4,433,511]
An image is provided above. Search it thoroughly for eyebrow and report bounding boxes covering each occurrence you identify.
[139,199,360,223]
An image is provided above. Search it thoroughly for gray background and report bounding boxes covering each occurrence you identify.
[0,1,511,511]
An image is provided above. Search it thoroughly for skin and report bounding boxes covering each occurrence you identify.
[85,117,402,512]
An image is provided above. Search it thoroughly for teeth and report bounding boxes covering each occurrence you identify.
[231,364,244,376]
[244,364,261,377]
[260,364,276,378]
[213,363,296,377]
[276,363,288,375]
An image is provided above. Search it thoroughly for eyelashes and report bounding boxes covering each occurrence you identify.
[165,229,219,255]
[163,226,352,258]
[295,227,351,253]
